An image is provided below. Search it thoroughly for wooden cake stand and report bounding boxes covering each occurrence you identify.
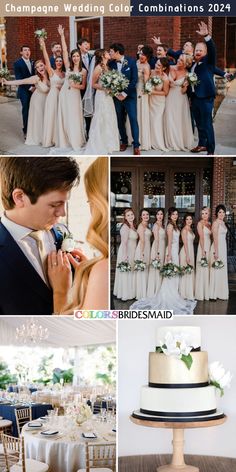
[130,414,227,472]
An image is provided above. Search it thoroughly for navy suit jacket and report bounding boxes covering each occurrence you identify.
[168,47,225,78]
[108,56,138,98]
[189,39,217,98]
[0,223,63,316]
[13,58,34,99]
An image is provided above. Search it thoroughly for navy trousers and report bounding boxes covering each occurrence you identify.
[19,90,31,134]
[114,96,140,149]
[191,96,215,154]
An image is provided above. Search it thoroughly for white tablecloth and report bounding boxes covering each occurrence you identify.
[22,416,116,472]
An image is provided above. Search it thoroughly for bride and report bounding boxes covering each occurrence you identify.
[130,207,197,315]
[84,49,120,154]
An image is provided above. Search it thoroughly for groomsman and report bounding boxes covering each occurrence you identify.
[14,45,34,138]
[0,157,80,316]
[49,41,65,71]
[77,38,93,138]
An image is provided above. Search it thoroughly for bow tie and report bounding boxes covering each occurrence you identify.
[117,60,122,63]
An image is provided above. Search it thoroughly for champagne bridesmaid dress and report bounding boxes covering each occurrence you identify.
[147,225,166,297]
[25,80,49,146]
[43,73,65,147]
[195,225,211,301]
[179,230,195,300]
[134,226,152,299]
[149,82,167,151]
[113,225,138,301]
[137,65,151,151]
[209,223,229,300]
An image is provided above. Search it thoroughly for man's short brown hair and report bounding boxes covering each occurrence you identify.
[0,156,80,210]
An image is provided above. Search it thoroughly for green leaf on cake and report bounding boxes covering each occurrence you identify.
[181,354,193,370]
[155,347,163,353]
[210,380,224,396]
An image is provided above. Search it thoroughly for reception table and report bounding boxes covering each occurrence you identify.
[23,415,116,472]
[0,402,53,436]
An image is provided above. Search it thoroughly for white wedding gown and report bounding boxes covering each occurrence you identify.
[130,229,197,315]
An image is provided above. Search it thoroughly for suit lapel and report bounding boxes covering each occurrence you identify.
[0,223,52,303]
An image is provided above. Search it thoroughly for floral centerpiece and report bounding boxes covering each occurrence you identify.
[212,259,224,269]
[117,261,131,272]
[199,257,208,267]
[156,331,196,370]
[100,70,129,97]
[133,260,146,271]
[160,262,182,278]
[209,361,232,396]
[66,402,92,425]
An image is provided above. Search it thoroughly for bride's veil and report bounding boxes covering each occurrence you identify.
[82,55,96,117]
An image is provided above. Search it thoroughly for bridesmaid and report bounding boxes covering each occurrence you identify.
[166,208,180,291]
[147,209,166,297]
[57,24,87,151]
[113,209,138,301]
[179,213,195,300]
[209,204,229,300]
[195,207,212,300]
[3,60,49,145]
[134,209,152,299]
[164,54,194,151]
[136,46,152,150]
[149,58,169,151]
[39,37,65,147]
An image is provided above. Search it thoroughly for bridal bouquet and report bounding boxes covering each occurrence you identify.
[117,261,132,272]
[0,67,10,80]
[160,262,181,278]
[199,256,208,267]
[100,70,129,97]
[212,259,224,269]
[34,28,47,40]
[133,260,146,271]
[151,258,161,270]
[186,72,200,91]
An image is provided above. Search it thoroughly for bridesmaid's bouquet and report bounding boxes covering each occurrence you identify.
[160,262,182,278]
[100,70,129,97]
[144,76,163,94]
[0,67,10,80]
[186,72,200,91]
[151,258,161,270]
[133,260,146,271]
[117,261,132,272]
[183,264,194,274]
[199,256,208,267]
[212,259,224,269]
[68,73,83,89]
[34,28,47,39]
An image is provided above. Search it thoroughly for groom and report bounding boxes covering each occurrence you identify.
[14,46,35,138]
[0,157,80,316]
[109,43,140,155]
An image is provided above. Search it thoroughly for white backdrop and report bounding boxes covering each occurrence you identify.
[118,317,236,458]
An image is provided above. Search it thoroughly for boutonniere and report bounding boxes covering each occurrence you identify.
[122,59,129,68]
[55,227,76,252]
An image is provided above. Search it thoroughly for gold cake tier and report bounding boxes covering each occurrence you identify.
[149,352,209,386]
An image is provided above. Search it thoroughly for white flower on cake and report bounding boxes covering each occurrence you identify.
[209,361,232,396]
[157,331,196,370]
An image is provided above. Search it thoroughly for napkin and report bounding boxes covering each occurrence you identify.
[82,432,97,439]
[41,430,59,436]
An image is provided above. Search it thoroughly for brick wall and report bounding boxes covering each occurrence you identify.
[212,157,225,215]
[224,157,236,216]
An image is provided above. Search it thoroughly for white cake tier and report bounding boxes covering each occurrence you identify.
[156,326,201,349]
[140,385,217,416]
[149,352,208,386]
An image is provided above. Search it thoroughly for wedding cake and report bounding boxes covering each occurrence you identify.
[132,326,226,422]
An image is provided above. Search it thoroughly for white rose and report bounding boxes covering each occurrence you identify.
[61,237,75,253]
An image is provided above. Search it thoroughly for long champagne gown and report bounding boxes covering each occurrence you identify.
[131,228,197,314]
[113,225,138,301]
[134,227,152,300]
[195,226,211,301]
[179,230,195,300]
[147,225,166,297]
[25,80,49,146]
[137,65,151,151]
[42,73,65,147]
[149,82,167,151]
[57,69,86,151]
[164,76,194,151]
[209,223,229,300]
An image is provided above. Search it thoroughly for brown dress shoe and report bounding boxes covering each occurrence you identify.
[191,146,207,153]
[133,147,141,156]
[120,143,128,152]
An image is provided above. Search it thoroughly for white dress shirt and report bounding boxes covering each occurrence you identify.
[82,53,89,70]
[1,214,56,284]
[22,57,32,74]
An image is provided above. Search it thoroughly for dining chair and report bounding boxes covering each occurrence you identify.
[14,409,32,437]
[77,442,116,472]
[2,433,49,472]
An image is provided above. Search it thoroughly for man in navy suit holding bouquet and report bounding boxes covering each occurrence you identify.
[109,43,140,155]
[14,45,35,138]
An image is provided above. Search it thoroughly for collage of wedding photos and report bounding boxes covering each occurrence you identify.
[0,9,236,472]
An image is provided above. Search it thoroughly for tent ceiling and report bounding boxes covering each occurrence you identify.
[0,318,116,348]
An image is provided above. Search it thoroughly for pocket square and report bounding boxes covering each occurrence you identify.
[124,67,130,71]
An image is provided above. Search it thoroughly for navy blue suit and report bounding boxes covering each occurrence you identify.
[109,56,140,148]
[168,47,225,78]
[189,38,217,154]
[0,223,63,316]
[13,58,34,134]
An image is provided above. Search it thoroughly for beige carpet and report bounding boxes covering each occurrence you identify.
[118,454,236,472]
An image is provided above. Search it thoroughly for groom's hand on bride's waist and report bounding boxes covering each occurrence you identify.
[116,93,126,101]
